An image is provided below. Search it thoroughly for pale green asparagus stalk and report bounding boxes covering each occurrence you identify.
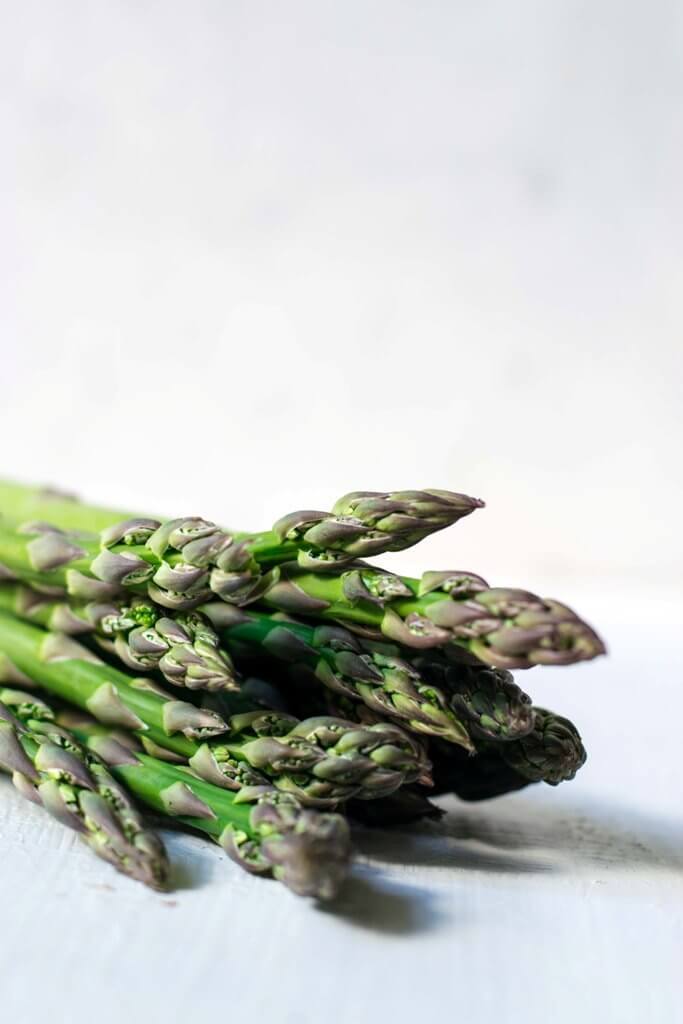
[0,518,237,609]
[187,707,430,807]
[0,478,483,572]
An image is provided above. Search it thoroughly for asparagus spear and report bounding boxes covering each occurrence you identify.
[282,650,535,754]
[0,607,230,752]
[0,697,168,888]
[429,707,587,799]
[188,709,429,807]
[0,611,425,806]
[410,655,535,741]
[60,711,351,898]
[218,608,537,744]
[270,489,484,567]
[254,565,606,669]
[0,518,234,610]
[204,684,432,792]
[0,582,238,691]
[499,707,587,784]
[0,510,604,670]
[202,604,474,750]
[0,478,483,572]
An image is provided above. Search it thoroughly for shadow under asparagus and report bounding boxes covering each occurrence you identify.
[351,790,683,877]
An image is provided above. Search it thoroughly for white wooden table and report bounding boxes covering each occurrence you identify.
[1,597,680,1023]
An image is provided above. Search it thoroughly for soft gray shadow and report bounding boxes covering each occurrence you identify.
[352,791,683,878]
[353,823,556,875]
[433,794,683,874]
[356,811,557,876]
[320,868,450,936]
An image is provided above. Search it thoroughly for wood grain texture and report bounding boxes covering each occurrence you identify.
[1,607,680,1023]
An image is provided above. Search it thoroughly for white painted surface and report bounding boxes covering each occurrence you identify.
[1,602,681,1023]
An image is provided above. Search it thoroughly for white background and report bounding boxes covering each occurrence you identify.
[0,4,681,1022]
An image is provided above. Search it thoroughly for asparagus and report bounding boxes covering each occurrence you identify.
[499,707,587,784]
[205,685,431,791]
[283,652,535,759]
[0,477,603,901]
[0,478,483,573]
[188,708,429,807]
[0,611,425,807]
[270,489,484,567]
[0,608,230,755]
[0,686,55,722]
[0,697,168,888]
[429,707,587,799]
[61,711,351,898]
[202,604,475,750]
[254,565,606,669]
[411,656,535,741]
[0,582,238,692]
[0,510,604,670]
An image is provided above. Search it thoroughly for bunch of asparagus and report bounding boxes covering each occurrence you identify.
[0,479,604,899]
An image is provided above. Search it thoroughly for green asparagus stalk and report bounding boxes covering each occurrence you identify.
[0,478,483,573]
[0,697,168,888]
[202,604,475,750]
[0,500,604,671]
[214,606,536,744]
[253,565,606,669]
[59,711,351,898]
[0,582,238,692]
[0,608,230,753]
[0,518,234,609]
[0,611,425,806]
